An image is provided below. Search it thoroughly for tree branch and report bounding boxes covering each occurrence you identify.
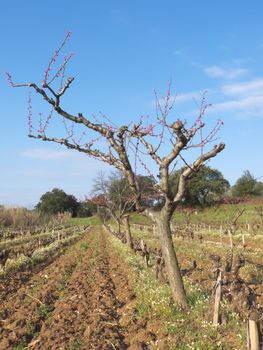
[135,135,162,165]
[29,134,122,169]
[174,143,225,203]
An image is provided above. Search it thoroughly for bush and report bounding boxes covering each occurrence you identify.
[36,188,79,217]
[232,170,262,197]
[76,201,96,217]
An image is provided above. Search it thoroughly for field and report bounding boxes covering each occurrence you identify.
[0,202,263,349]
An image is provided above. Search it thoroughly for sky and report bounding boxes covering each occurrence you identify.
[1,0,263,207]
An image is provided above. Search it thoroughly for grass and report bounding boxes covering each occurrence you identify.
[0,231,57,250]
[128,201,263,227]
[80,241,89,250]
[129,213,152,225]
[172,202,263,226]
[37,304,53,320]
[30,234,81,264]
[65,337,83,350]
[0,232,84,279]
[1,254,31,277]
[108,233,246,350]
[25,319,40,340]
[66,216,101,226]
[13,344,27,350]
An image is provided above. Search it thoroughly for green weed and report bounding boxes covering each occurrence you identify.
[13,344,27,350]
[80,241,89,250]
[37,304,53,319]
[65,337,83,350]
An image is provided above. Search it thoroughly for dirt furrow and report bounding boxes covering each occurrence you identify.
[29,229,131,349]
[30,234,100,350]
[0,232,86,302]
[85,234,129,349]
[0,228,156,349]
[0,233,91,349]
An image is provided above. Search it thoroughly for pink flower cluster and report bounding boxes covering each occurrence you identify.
[5,72,14,87]
[42,31,72,87]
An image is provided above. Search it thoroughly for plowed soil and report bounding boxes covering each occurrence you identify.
[0,229,156,350]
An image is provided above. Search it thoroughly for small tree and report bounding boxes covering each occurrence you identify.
[90,172,135,247]
[36,188,79,217]
[91,172,158,248]
[254,181,263,196]
[108,173,159,210]
[7,33,225,307]
[170,166,230,207]
[232,170,259,197]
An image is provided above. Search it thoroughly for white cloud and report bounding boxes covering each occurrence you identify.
[206,78,263,117]
[204,66,248,79]
[20,148,75,160]
[222,79,263,96]
[211,95,263,116]
[20,148,110,175]
[153,76,263,119]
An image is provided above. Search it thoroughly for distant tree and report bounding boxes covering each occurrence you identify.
[232,170,260,197]
[89,172,161,248]
[255,182,263,196]
[76,201,96,217]
[108,173,160,209]
[36,188,79,216]
[170,166,230,207]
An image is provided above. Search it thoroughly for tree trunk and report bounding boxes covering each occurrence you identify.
[123,215,133,249]
[247,319,260,350]
[110,212,121,235]
[116,219,121,235]
[156,210,188,307]
[212,271,222,325]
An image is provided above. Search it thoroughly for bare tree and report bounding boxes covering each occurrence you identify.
[7,33,225,307]
[90,172,135,248]
[91,172,157,249]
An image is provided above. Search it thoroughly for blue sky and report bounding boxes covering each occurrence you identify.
[1,0,263,207]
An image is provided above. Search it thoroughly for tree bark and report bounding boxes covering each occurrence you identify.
[212,271,222,325]
[247,319,260,350]
[155,209,188,308]
[123,215,133,249]
[116,218,121,235]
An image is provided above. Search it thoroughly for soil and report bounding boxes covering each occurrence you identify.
[0,229,156,350]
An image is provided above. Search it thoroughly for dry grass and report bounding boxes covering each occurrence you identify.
[0,207,72,228]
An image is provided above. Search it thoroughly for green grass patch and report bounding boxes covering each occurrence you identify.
[172,202,263,226]
[13,344,27,350]
[128,202,263,227]
[80,241,89,250]
[37,304,53,320]
[65,337,83,350]
[66,216,101,226]
[108,233,246,349]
